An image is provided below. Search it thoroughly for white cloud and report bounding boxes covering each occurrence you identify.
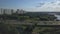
[38,0,60,11]
[26,0,60,12]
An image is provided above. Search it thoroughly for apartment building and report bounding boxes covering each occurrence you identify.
[0,8,14,15]
[16,9,27,14]
[0,8,27,15]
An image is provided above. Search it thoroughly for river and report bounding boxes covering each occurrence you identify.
[54,15,60,20]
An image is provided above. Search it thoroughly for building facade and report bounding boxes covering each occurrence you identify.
[0,8,14,15]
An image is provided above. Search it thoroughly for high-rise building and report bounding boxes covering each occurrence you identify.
[16,9,20,14]
[20,9,24,14]
[0,8,4,14]
[0,8,26,15]
[16,9,26,14]
[3,9,6,14]
[7,9,12,15]
[11,9,14,14]
[0,8,2,14]
[1,9,13,15]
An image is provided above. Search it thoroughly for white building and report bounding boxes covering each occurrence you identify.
[16,9,27,14]
[0,8,4,14]
[0,8,27,15]
[0,8,14,15]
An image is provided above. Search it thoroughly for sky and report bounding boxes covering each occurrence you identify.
[0,0,60,11]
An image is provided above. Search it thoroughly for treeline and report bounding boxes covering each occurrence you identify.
[0,12,57,21]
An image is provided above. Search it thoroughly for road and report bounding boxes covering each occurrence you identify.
[0,20,60,25]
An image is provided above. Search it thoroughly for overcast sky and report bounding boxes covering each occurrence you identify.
[0,0,60,11]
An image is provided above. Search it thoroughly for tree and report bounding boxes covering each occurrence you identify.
[39,15,57,21]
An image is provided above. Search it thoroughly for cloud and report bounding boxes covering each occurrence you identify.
[25,0,60,12]
[36,0,60,11]
[36,2,45,7]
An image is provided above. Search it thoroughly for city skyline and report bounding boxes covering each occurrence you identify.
[0,0,60,11]
[0,8,27,14]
